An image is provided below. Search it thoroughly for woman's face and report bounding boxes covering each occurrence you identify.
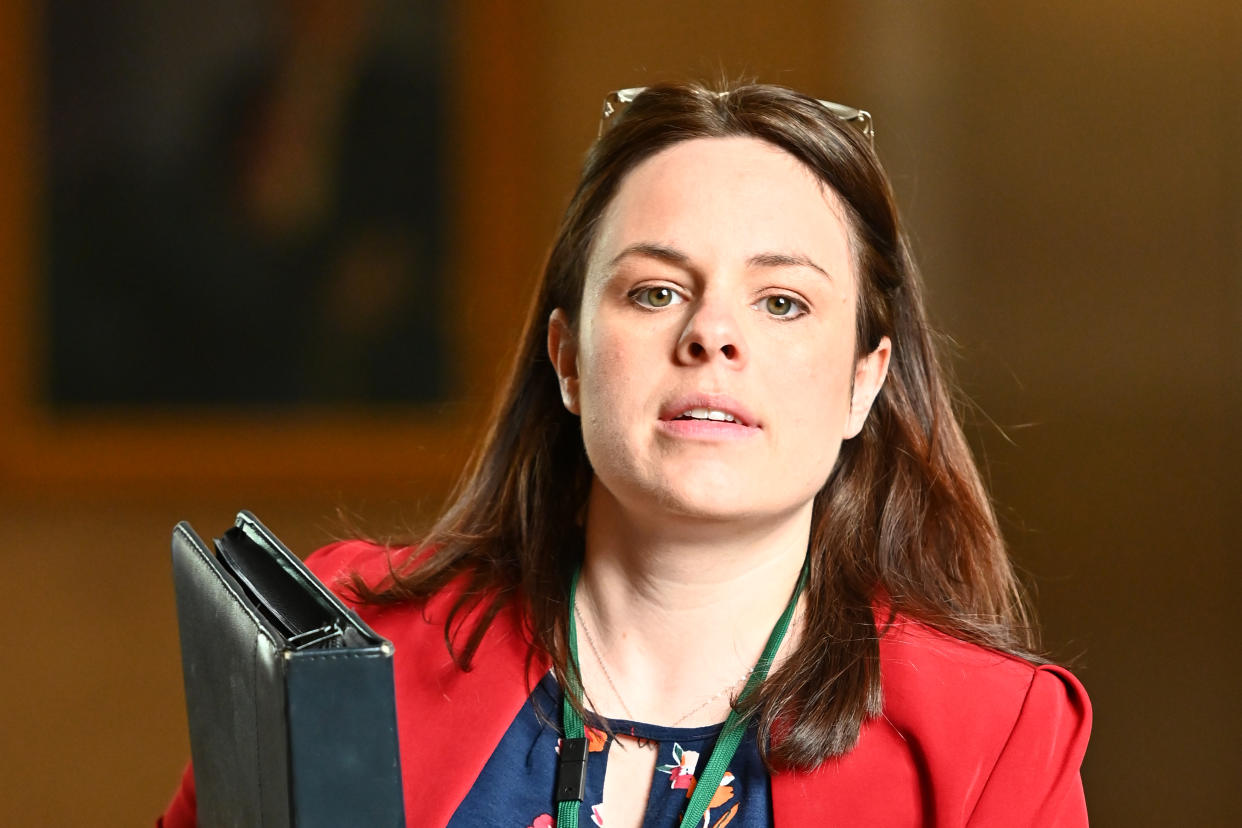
[549,136,889,525]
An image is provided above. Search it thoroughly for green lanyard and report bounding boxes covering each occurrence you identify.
[557,559,808,828]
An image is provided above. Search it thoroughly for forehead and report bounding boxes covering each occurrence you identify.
[589,136,855,282]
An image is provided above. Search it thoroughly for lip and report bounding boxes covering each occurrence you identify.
[657,393,761,431]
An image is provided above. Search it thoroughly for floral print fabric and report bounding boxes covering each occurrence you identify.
[449,673,771,827]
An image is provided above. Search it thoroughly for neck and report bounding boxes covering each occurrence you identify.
[574,481,811,726]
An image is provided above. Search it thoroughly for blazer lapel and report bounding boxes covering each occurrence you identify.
[365,587,552,827]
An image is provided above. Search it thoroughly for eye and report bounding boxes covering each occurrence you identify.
[631,286,684,309]
[757,294,808,319]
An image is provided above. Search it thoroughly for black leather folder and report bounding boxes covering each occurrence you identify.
[171,511,404,827]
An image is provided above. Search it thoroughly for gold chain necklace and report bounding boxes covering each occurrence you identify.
[572,602,754,728]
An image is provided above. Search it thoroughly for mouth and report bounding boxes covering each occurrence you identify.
[672,407,740,424]
[658,395,759,431]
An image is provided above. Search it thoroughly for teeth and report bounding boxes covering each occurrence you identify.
[682,407,736,422]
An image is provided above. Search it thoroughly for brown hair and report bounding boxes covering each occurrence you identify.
[355,81,1039,768]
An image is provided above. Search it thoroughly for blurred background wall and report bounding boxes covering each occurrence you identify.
[1,1,1238,824]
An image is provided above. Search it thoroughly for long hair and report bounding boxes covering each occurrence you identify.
[354,81,1039,768]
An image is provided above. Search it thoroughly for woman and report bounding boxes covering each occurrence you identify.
[161,82,1090,826]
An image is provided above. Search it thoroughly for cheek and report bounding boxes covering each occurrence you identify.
[765,334,857,454]
[576,350,645,483]
[778,333,854,403]
[577,308,665,403]
[575,330,651,444]
[577,336,627,407]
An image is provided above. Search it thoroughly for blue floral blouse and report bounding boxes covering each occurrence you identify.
[449,672,772,827]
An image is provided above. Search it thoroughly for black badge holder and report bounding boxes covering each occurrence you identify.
[171,511,405,827]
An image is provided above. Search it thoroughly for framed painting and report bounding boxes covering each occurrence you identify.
[0,1,539,493]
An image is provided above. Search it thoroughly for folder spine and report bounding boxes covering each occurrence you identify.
[285,649,405,826]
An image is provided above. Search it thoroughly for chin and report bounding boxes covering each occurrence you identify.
[655,493,760,522]
[648,477,804,523]
[591,457,827,527]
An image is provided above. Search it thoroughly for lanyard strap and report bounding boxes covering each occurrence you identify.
[556,569,589,828]
[557,559,808,828]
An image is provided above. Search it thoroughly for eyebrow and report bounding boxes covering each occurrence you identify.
[606,242,691,272]
[607,243,831,281]
[747,251,831,280]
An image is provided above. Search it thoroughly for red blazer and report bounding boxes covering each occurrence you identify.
[161,541,1091,826]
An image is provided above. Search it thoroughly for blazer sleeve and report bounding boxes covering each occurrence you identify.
[156,762,196,828]
[967,664,1092,826]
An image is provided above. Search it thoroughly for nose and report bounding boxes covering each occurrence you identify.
[675,292,748,368]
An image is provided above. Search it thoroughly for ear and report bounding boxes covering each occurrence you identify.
[547,308,581,415]
[843,335,891,439]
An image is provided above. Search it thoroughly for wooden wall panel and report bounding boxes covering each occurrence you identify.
[2,2,1238,824]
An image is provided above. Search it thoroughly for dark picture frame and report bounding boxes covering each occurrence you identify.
[0,2,539,493]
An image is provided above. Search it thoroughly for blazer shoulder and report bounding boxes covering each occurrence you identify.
[969,661,1091,824]
[771,617,1090,825]
[878,617,1091,824]
[301,539,415,603]
[301,540,528,653]
[879,615,1088,729]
